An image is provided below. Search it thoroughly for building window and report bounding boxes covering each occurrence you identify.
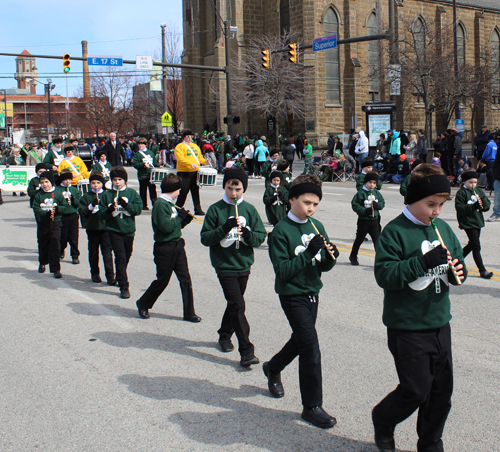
[280,0,290,36]
[412,17,426,58]
[492,29,500,104]
[457,23,465,69]
[324,8,340,105]
[367,12,379,102]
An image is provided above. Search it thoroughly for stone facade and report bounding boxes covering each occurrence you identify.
[182,0,500,146]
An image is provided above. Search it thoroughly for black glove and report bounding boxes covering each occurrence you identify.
[184,214,193,225]
[177,208,189,221]
[117,197,128,208]
[472,200,480,211]
[330,244,340,259]
[70,195,75,203]
[222,217,238,234]
[240,227,251,242]
[106,204,115,214]
[365,207,374,216]
[274,191,279,198]
[46,210,52,217]
[53,206,59,214]
[417,245,448,271]
[307,234,324,256]
[372,200,379,211]
[91,198,99,207]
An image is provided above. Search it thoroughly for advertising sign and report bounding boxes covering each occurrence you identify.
[0,166,36,192]
[368,114,391,147]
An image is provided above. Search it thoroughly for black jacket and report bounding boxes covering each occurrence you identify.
[101,139,125,166]
[476,131,490,155]
[282,145,295,161]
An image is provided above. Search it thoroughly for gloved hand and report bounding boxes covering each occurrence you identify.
[472,200,480,211]
[222,217,239,234]
[183,214,193,225]
[177,208,189,221]
[117,197,128,208]
[53,206,59,214]
[330,243,340,259]
[106,204,115,214]
[417,245,448,271]
[46,210,53,218]
[240,227,251,242]
[372,200,379,211]
[91,198,99,207]
[365,207,374,216]
[307,234,324,256]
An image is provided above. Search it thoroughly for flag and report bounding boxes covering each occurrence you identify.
[65,102,70,112]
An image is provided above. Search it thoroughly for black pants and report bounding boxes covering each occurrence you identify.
[418,153,428,163]
[462,228,486,273]
[485,161,494,190]
[286,159,294,174]
[246,158,254,176]
[254,161,263,176]
[351,218,380,257]
[60,213,80,257]
[217,273,254,356]
[137,239,195,316]
[372,323,453,452]
[176,171,201,209]
[269,294,322,408]
[87,229,114,281]
[37,220,62,273]
[108,231,134,289]
[446,156,458,178]
[139,178,157,209]
[296,147,303,160]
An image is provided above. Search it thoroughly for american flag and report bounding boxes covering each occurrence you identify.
[65,102,70,112]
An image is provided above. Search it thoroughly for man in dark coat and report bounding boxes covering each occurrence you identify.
[476,125,490,160]
[101,133,125,166]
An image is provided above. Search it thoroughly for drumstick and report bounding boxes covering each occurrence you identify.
[430,219,462,285]
[234,198,240,249]
[308,217,336,261]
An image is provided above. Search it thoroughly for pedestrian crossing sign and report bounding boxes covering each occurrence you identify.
[162,112,173,127]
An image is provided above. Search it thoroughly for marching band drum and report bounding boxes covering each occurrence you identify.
[150,168,175,185]
[197,167,218,187]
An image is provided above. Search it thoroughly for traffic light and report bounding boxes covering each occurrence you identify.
[233,116,240,124]
[288,43,297,64]
[262,50,270,69]
[63,54,70,73]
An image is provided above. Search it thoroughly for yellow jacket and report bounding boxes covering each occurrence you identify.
[58,157,89,185]
[174,142,206,172]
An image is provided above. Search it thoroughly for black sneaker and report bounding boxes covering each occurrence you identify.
[480,271,493,279]
[374,424,395,452]
[38,264,46,273]
[240,354,260,367]
[53,271,62,279]
[301,406,337,429]
[60,251,65,260]
[120,288,131,299]
[349,255,359,266]
[107,279,118,286]
[91,275,102,283]
[136,301,150,319]
[218,339,234,353]
[72,257,80,265]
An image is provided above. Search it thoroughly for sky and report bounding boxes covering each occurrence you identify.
[0,0,183,97]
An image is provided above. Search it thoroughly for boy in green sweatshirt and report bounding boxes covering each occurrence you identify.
[265,174,339,430]
[57,169,82,264]
[454,169,492,279]
[135,174,201,322]
[200,167,267,367]
[260,148,280,188]
[399,158,423,199]
[92,151,112,182]
[98,167,143,299]
[349,172,385,266]
[356,157,383,191]
[372,164,467,452]
[33,171,69,278]
[78,172,115,284]
[132,137,159,210]
[263,171,288,226]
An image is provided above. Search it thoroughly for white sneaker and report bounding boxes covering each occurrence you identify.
[487,215,499,222]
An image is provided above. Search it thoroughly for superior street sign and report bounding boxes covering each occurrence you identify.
[87,55,123,66]
[312,34,337,52]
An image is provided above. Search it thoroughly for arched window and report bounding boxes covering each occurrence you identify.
[492,29,500,104]
[367,12,379,102]
[457,23,465,69]
[280,0,290,35]
[324,8,340,104]
[412,17,426,58]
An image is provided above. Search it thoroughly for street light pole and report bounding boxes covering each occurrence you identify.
[453,0,459,121]
[45,79,54,142]
[161,24,168,117]
[1,89,9,143]
[224,21,234,137]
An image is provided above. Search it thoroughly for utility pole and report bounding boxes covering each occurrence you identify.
[161,23,168,141]
[453,0,460,121]
[388,0,396,129]
[224,20,233,137]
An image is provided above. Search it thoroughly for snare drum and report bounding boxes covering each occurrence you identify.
[77,179,91,196]
[197,167,218,187]
[150,168,174,185]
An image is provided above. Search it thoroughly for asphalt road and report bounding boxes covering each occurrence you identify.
[1,162,499,452]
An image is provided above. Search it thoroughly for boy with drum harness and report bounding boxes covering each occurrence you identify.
[42,137,65,175]
[132,137,159,211]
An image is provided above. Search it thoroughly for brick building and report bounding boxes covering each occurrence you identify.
[181,0,500,146]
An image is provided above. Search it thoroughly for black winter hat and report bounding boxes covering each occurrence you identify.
[35,163,48,173]
[39,171,55,186]
[223,167,248,192]
[364,172,380,184]
[361,159,375,168]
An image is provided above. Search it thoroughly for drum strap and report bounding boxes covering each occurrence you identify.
[185,143,201,167]
[139,150,154,164]
[52,150,62,165]
[65,158,81,176]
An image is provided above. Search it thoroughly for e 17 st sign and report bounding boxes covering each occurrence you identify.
[87,55,123,67]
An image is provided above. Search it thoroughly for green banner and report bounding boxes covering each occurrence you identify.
[0,113,5,129]
[1,168,28,186]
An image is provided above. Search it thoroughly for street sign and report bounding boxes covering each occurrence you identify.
[388,64,401,96]
[47,124,54,134]
[136,55,153,70]
[162,127,167,135]
[87,55,123,66]
[0,113,5,129]
[455,119,465,133]
[161,112,173,127]
[312,34,337,52]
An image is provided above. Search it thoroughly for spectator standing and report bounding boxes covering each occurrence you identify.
[476,125,490,160]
